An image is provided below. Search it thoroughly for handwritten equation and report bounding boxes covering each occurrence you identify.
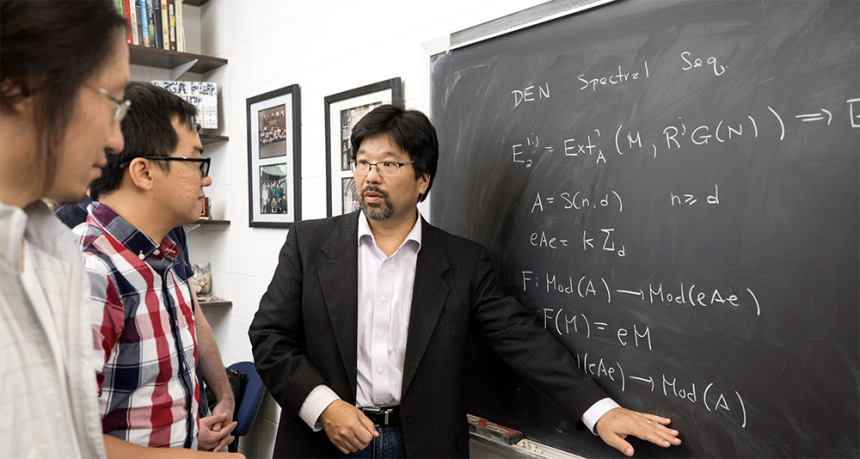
[522,271,761,316]
[573,353,749,429]
[511,102,856,169]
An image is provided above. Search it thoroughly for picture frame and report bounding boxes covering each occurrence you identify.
[246,84,302,228]
[199,197,211,220]
[324,78,403,217]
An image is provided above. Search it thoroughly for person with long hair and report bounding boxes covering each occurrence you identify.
[1,3,244,458]
[1,2,129,458]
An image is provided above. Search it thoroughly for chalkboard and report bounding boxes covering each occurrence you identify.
[429,0,860,457]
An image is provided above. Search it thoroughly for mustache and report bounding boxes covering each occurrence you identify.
[361,185,390,200]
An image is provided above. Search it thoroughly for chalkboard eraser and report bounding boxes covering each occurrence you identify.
[467,413,525,445]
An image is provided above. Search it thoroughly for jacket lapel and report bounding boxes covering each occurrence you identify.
[401,219,450,397]
[319,212,360,401]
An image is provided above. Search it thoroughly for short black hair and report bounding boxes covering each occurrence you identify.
[350,105,438,202]
[89,82,198,200]
[0,0,126,194]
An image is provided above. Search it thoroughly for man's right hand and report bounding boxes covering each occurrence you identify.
[319,400,379,454]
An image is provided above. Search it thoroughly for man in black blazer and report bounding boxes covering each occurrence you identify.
[249,105,681,458]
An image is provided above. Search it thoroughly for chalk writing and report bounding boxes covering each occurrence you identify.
[511,83,550,107]
[573,355,748,429]
[680,51,726,76]
[530,191,623,219]
[847,98,860,128]
[540,307,652,351]
[510,98,854,168]
[577,61,650,92]
[670,184,720,207]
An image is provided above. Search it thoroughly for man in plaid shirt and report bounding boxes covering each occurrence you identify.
[81,83,243,458]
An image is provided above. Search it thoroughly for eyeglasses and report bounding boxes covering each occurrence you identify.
[349,159,415,177]
[119,156,211,177]
[86,83,131,123]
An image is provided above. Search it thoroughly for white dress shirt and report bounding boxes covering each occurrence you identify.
[298,211,617,434]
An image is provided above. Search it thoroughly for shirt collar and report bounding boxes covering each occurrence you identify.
[88,202,181,262]
[357,209,423,253]
[0,200,72,268]
[76,195,93,212]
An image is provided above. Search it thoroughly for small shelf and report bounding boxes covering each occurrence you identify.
[185,219,230,232]
[184,0,211,6]
[128,44,227,75]
[197,219,230,226]
[200,134,229,146]
[199,300,232,308]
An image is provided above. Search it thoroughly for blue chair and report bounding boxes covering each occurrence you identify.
[226,361,265,453]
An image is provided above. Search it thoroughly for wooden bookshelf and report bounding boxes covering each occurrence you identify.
[195,219,230,226]
[128,45,227,75]
[198,300,232,308]
[200,134,229,146]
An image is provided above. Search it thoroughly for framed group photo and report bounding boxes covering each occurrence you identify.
[247,84,302,228]
[324,77,403,217]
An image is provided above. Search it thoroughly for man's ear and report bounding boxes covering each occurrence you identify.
[125,157,156,191]
[418,172,431,195]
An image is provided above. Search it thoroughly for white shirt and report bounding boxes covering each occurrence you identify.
[298,211,617,433]
[0,201,107,459]
[354,212,421,407]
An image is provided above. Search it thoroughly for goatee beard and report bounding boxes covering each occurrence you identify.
[359,186,393,221]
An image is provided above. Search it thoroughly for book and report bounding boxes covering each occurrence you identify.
[146,0,156,48]
[176,0,184,52]
[120,0,133,44]
[152,0,163,49]
[168,0,177,51]
[180,20,186,53]
[131,0,141,46]
[139,0,149,47]
[160,0,169,50]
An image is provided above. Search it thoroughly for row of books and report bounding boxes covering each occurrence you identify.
[115,0,186,52]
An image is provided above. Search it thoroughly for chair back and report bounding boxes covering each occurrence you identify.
[227,361,265,437]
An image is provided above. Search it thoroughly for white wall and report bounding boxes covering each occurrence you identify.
[180,1,550,457]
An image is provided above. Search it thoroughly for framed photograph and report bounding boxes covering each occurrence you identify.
[247,84,301,228]
[325,78,403,217]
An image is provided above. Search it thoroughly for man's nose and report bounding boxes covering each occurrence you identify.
[365,164,384,182]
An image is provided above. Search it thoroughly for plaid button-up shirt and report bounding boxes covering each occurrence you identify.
[80,202,199,449]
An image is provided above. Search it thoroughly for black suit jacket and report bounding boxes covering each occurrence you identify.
[249,212,608,458]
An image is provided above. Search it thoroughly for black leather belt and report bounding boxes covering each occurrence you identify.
[360,405,400,426]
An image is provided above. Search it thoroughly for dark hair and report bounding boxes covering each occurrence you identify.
[89,82,198,200]
[350,105,438,202]
[0,0,126,194]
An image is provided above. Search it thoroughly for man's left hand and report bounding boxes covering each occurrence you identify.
[198,412,238,452]
[595,407,681,456]
[210,401,236,433]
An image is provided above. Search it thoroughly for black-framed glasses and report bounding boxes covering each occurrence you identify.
[349,159,415,177]
[86,83,131,123]
[119,156,211,177]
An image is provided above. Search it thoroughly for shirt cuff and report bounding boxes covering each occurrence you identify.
[298,385,341,431]
[581,397,621,435]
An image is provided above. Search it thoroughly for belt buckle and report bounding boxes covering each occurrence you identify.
[363,406,393,425]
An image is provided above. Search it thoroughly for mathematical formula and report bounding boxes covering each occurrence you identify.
[511,102,854,169]
[521,271,762,316]
[573,354,749,429]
